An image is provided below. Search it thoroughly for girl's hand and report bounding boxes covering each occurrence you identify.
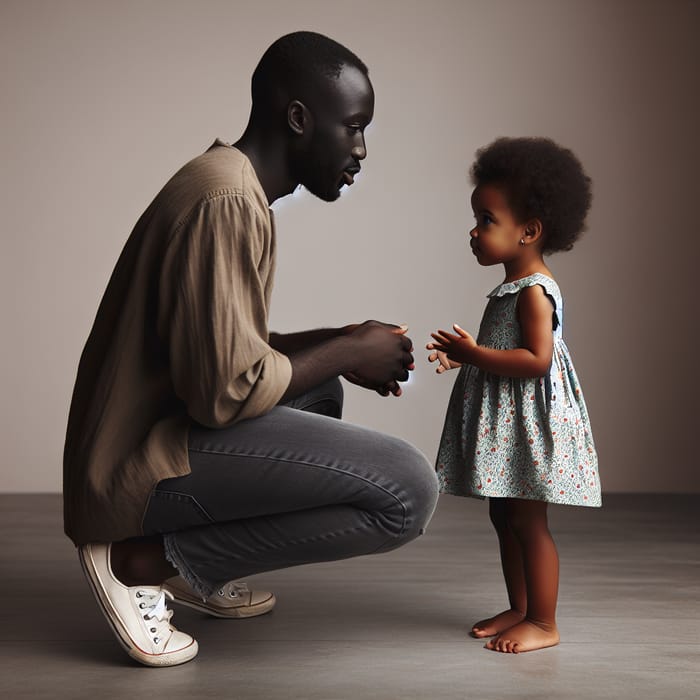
[428,324,477,366]
[426,345,462,373]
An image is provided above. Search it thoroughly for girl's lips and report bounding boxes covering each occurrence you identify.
[342,171,355,186]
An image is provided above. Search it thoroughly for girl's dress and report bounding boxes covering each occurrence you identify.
[436,273,601,506]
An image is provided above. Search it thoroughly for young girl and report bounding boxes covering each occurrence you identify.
[427,137,600,654]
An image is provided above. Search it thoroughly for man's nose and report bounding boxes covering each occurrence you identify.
[351,135,367,160]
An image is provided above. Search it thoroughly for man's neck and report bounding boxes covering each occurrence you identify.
[233,126,296,204]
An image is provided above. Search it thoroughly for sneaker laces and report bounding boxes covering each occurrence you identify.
[216,581,249,599]
[136,588,174,646]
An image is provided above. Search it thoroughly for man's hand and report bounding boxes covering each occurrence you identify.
[428,324,476,367]
[343,371,404,397]
[344,320,414,397]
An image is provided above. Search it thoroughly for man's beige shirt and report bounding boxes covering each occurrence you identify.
[63,141,292,545]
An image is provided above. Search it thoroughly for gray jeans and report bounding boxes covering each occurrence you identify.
[143,379,439,598]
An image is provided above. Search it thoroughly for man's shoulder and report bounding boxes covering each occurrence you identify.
[157,140,268,223]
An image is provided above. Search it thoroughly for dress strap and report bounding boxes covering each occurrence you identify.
[487,273,564,332]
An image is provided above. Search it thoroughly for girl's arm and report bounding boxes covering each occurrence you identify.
[430,285,554,378]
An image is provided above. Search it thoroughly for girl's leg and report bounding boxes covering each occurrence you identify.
[486,498,560,653]
[471,497,526,637]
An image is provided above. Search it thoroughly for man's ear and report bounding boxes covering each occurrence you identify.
[523,218,543,244]
[288,100,311,135]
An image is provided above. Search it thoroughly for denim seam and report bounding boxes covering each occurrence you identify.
[184,521,394,570]
[194,526,388,563]
[151,489,215,524]
[187,447,409,536]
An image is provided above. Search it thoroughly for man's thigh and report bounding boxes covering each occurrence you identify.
[143,401,435,535]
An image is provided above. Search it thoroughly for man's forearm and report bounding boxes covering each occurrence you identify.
[275,321,413,403]
[269,327,352,355]
[279,335,356,403]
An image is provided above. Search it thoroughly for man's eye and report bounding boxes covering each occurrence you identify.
[347,125,362,134]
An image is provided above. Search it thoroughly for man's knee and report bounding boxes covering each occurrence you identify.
[283,377,344,418]
[313,377,344,418]
[382,438,439,542]
[407,447,439,536]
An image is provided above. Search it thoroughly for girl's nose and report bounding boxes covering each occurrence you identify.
[469,226,478,238]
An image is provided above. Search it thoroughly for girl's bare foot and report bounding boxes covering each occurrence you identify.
[485,619,560,653]
[471,609,525,638]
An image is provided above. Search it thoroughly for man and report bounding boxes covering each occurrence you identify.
[64,31,438,667]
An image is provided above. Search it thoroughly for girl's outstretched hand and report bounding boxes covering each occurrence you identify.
[428,324,476,369]
[426,345,461,373]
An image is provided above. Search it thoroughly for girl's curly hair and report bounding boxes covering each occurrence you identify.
[470,137,592,253]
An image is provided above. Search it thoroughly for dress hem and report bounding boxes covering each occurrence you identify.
[438,487,602,508]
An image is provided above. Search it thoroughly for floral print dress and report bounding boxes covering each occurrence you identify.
[436,273,601,507]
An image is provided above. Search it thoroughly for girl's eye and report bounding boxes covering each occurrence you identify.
[481,215,493,226]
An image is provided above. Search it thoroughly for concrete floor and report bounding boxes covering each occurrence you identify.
[0,493,698,700]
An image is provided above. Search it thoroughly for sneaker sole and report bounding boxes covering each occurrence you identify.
[79,545,198,667]
[167,590,276,619]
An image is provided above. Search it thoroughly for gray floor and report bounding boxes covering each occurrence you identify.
[1,493,698,700]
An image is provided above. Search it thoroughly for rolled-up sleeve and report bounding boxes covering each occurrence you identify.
[158,192,292,427]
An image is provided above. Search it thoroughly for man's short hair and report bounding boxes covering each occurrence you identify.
[251,31,368,110]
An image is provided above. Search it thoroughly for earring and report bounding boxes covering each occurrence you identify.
[519,238,525,246]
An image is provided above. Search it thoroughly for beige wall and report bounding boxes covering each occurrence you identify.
[2,0,698,493]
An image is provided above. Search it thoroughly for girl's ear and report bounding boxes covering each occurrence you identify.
[523,218,544,244]
[288,100,312,136]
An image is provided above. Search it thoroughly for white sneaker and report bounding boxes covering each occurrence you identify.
[79,542,198,667]
[164,576,276,619]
